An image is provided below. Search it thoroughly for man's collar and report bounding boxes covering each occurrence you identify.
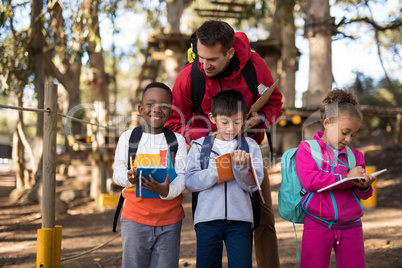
[211,53,240,79]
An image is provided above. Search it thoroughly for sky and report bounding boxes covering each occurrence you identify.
[99,0,400,108]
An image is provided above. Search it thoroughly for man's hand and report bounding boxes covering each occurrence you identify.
[244,112,261,130]
[141,174,170,198]
[231,150,250,167]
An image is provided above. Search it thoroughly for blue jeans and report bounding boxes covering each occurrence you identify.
[195,220,252,268]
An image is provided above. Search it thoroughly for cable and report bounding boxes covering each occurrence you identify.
[0,104,50,113]
[61,231,121,262]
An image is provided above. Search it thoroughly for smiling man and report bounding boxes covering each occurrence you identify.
[165,20,282,268]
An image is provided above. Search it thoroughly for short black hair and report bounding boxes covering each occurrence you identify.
[211,89,247,118]
[196,20,235,55]
[142,82,172,103]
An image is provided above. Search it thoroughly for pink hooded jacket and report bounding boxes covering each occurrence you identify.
[295,131,373,229]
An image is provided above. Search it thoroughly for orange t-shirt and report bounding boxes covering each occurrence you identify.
[121,150,184,226]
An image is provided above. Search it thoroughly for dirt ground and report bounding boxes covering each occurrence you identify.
[1,142,401,268]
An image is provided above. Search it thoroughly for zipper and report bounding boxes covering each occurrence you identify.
[322,141,348,172]
[218,79,223,91]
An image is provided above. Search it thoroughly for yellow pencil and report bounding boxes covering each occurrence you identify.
[130,156,134,178]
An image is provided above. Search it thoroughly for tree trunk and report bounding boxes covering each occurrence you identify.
[9,94,31,201]
[303,0,333,109]
[30,0,45,186]
[83,0,110,200]
[265,1,298,109]
[280,7,298,109]
[165,0,193,35]
[48,0,83,136]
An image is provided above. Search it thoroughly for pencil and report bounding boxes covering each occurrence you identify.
[139,170,142,197]
[130,156,134,178]
[336,157,352,170]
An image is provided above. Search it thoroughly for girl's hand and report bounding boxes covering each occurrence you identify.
[353,174,376,189]
[231,150,250,167]
[347,166,365,178]
[141,174,170,198]
[128,167,139,185]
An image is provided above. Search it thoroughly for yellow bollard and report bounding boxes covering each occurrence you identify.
[37,226,62,268]
[361,166,377,208]
[53,226,62,268]
[37,228,53,268]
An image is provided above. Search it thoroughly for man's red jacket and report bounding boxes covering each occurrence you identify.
[165,32,283,145]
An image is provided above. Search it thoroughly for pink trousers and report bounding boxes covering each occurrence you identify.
[300,216,366,268]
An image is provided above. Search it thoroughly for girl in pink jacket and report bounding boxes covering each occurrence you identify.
[295,89,376,268]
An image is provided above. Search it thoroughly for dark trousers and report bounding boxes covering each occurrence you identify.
[195,220,252,268]
[254,169,280,268]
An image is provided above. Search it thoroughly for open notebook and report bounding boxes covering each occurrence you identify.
[317,169,387,193]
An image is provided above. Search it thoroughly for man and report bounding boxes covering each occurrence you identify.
[165,20,282,267]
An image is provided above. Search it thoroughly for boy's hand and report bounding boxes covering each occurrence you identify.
[353,174,376,189]
[347,166,365,178]
[141,174,170,198]
[231,150,250,167]
[128,167,139,185]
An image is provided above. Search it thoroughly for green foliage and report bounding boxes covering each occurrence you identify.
[0,19,31,96]
[352,72,402,107]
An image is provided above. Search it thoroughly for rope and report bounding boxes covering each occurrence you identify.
[0,103,115,130]
[58,112,116,130]
[0,104,50,113]
[60,231,121,262]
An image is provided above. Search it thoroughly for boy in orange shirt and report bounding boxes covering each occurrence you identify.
[113,82,187,268]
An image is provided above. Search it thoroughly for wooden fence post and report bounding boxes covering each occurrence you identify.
[42,83,58,229]
[37,83,62,268]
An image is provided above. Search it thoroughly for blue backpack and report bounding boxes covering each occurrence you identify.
[278,140,356,261]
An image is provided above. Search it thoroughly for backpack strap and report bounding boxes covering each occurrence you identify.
[190,56,206,114]
[187,32,197,63]
[162,128,179,167]
[199,135,215,169]
[345,146,356,169]
[127,125,145,167]
[113,126,144,232]
[191,135,215,221]
[241,59,258,100]
[113,126,178,232]
[306,140,322,170]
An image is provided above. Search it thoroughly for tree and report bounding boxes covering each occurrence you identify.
[335,0,401,107]
[0,1,35,200]
[30,0,45,197]
[44,0,83,136]
[269,0,298,108]
[302,0,334,109]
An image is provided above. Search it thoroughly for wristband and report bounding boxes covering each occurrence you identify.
[258,114,265,126]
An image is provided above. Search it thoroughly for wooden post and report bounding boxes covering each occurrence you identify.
[42,83,58,228]
[394,113,401,149]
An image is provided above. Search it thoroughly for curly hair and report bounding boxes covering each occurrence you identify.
[323,88,362,121]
